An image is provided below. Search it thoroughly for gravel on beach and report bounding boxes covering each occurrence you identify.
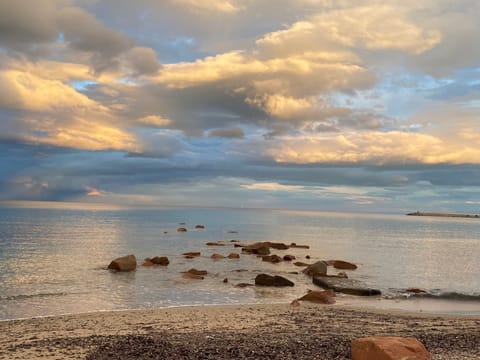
[1,304,479,360]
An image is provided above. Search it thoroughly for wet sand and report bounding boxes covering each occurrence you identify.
[1,303,479,359]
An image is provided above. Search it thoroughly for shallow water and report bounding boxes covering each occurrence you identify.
[1,205,479,320]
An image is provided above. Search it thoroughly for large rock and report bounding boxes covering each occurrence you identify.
[333,260,358,270]
[313,277,381,296]
[351,336,431,360]
[108,255,137,272]
[255,273,294,287]
[302,261,327,276]
[298,290,336,304]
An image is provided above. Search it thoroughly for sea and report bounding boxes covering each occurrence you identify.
[1,202,479,320]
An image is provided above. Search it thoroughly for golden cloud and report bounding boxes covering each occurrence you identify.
[262,131,480,165]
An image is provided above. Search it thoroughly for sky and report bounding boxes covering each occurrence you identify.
[1,0,480,213]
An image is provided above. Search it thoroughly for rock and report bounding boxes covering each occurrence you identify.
[283,255,296,261]
[261,254,282,263]
[206,242,225,246]
[142,260,154,267]
[210,253,225,259]
[313,277,381,296]
[183,268,208,276]
[337,272,348,278]
[227,230,238,234]
[333,260,358,270]
[305,255,311,259]
[290,299,300,307]
[406,288,427,294]
[230,239,240,243]
[269,242,289,250]
[313,273,348,279]
[182,272,204,280]
[223,278,228,283]
[298,290,336,304]
[182,252,200,258]
[227,253,240,259]
[108,255,137,272]
[235,283,254,288]
[351,336,431,360]
[255,273,294,287]
[290,243,310,249]
[242,242,271,255]
[195,224,205,229]
[303,261,328,276]
[177,227,187,232]
[294,261,309,267]
[151,256,169,266]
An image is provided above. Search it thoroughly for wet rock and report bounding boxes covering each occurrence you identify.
[294,261,310,267]
[242,242,270,255]
[206,242,225,246]
[406,288,428,294]
[269,242,289,250]
[351,336,431,360]
[283,255,296,261]
[227,253,240,259]
[235,283,254,288]
[182,272,204,280]
[182,252,201,258]
[255,273,294,287]
[223,278,228,283]
[302,261,327,276]
[177,227,187,232]
[298,290,336,304]
[333,260,358,270]
[183,268,208,276]
[195,225,205,229]
[305,255,311,259]
[108,255,137,272]
[151,256,169,266]
[261,254,282,263]
[290,243,310,249]
[313,277,381,296]
[142,260,154,267]
[227,230,238,234]
[210,253,225,259]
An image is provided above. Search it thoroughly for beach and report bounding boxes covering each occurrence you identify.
[1,303,479,360]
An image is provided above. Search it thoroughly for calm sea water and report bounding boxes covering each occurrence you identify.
[1,204,479,320]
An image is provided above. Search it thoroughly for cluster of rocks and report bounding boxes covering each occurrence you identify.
[107,236,383,304]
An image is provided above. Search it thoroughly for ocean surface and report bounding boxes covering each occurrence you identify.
[1,203,480,320]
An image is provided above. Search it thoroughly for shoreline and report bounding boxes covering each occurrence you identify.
[1,302,479,359]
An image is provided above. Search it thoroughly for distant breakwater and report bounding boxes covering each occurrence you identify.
[406,211,480,219]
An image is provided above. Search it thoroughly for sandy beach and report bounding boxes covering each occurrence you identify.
[1,303,479,360]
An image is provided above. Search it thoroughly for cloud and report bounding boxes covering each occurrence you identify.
[126,47,162,75]
[249,130,480,165]
[207,127,244,138]
[172,0,240,13]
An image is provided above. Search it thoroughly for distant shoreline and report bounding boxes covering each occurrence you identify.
[406,211,480,219]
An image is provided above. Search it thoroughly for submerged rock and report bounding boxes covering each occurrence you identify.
[151,256,169,266]
[269,242,289,250]
[195,224,205,229]
[261,254,282,263]
[177,227,187,232]
[255,273,294,287]
[182,252,201,258]
[283,255,296,261]
[332,260,358,270]
[108,255,137,272]
[290,243,310,249]
[210,253,225,259]
[227,253,240,259]
[183,268,208,276]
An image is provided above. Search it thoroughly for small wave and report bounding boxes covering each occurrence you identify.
[397,291,480,302]
[0,292,69,301]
